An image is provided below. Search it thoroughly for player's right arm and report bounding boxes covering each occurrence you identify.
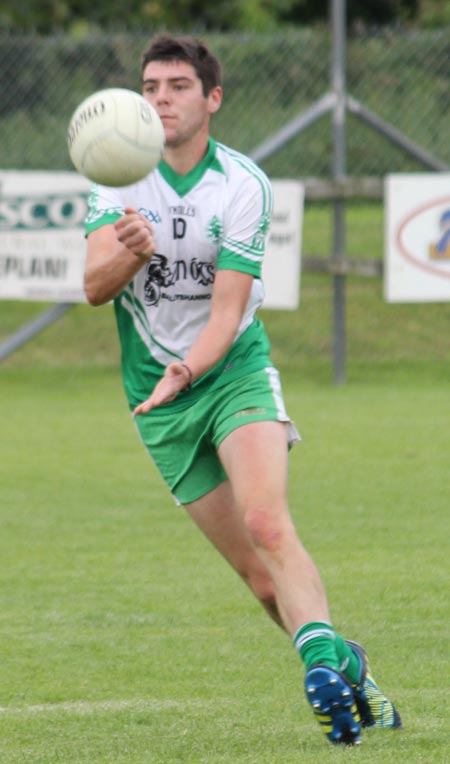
[84,208,155,306]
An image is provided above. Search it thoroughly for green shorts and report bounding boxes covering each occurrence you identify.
[133,366,300,505]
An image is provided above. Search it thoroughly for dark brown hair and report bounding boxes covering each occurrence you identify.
[141,35,222,97]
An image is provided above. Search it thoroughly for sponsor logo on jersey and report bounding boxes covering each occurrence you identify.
[143,253,215,306]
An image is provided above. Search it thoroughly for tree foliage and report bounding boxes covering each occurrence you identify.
[0,0,446,34]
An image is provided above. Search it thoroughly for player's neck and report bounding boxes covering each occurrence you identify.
[163,134,210,176]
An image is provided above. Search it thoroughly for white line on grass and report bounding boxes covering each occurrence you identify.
[0,698,198,717]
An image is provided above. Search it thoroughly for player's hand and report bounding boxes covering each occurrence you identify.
[133,362,192,415]
[114,207,156,260]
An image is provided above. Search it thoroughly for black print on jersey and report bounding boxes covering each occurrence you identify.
[173,218,187,239]
[143,254,215,306]
[143,254,174,306]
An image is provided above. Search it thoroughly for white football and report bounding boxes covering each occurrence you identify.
[67,88,165,186]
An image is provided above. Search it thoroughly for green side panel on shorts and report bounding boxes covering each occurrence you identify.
[113,293,166,404]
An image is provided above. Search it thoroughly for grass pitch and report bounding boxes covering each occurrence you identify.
[0,363,449,762]
[0,208,449,761]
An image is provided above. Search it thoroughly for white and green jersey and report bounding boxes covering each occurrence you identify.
[85,138,274,410]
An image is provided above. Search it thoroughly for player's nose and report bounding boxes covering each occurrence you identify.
[156,84,171,104]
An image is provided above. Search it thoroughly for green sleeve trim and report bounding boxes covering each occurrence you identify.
[85,211,122,235]
[216,247,261,278]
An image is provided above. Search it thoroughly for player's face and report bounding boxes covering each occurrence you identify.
[142,60,222,149]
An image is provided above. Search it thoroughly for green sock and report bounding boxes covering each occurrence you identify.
[293,621,340,671]
[334,634,362,684]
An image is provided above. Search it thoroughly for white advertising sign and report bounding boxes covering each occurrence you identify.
[0,172,302,309]
[263,180,303,309]
[384,173,450,303]
[0,171,90,302]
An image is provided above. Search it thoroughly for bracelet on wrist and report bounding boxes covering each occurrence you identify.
[180,363,193,391]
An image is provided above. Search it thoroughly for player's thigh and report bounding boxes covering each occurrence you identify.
[185,480,264,579]
[217,420,290,510]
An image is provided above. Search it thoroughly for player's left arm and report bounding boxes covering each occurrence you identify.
[133,268,253,413]
[133,169,272,414]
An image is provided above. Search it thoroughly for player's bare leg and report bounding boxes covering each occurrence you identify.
[186,420,362,744]
[185,421,331,632]
[217,420,330,635]
[186,479,285,627]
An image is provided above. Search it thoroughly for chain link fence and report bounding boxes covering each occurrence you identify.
[1,27,449,178]
[1,25,449,375]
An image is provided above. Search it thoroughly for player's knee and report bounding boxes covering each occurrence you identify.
[243,506,285,554]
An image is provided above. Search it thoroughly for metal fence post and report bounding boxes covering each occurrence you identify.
[0,303,74,362]
[331,0,347,385]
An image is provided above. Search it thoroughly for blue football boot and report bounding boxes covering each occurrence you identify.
[304,665,362,745]
[345,640,403,729]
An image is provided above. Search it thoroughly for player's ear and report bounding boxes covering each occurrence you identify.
[207,86,222,115]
